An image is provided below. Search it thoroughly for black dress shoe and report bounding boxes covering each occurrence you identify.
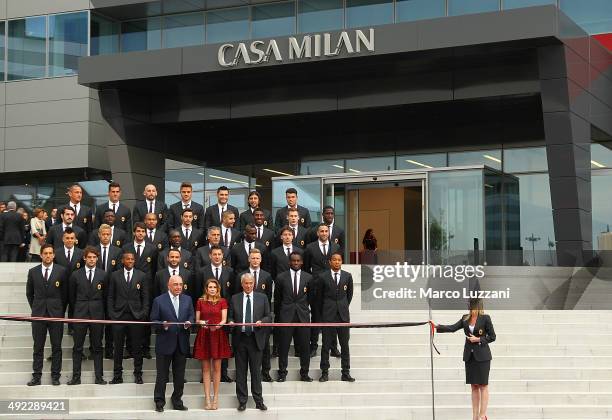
[300,375,313,382]
[255,402,267,411]
[309,348,317,358]
[155,404,164,413]
[172,403,187,411]
[330,348,341,358]
[67,377,81,385]
[262,372,273,382]
[135,375,143,384]
[221,374,234,383]
[341,373,355,382]
[27,378,41,386]
[143,350,152,359]
[52,378,60,386]
[237,403,247,411]
[319,372,329,382]
[95,377,107,385]
[276,375,286,383]
[110,376,123,384]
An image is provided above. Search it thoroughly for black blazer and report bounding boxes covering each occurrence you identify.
[195,264,235,300]
[45,218,59,232]
[177,226,204,254]
[88,226,127,249]
[307,224,345,253]
[239,208,273,232]
[193,245,231,272]
[276,225,308,249]
[57,204,93,234]
[319,270,353,323]
[255,226,275,251]
[106,269,149,320]
[274,205,312,231]
[274,270,314,323]
[270,246,303,279]
[54,246,84,277]
[157,247,193,272]
[145,229,169,252]
[46,224,87,250]
[69,267,107,320]
[96,244,123,273]
[154,267,193,299]
[167,201,205,231]
[26,264,68,317]
[132,200,168,229]
[122,242,158,279]
[304,241,340,276]
[436,314,496,362]
[219,227,242,249]
[94,202,132,233]
[204,203,240,230]
[230,241,270,274]
[238,269,273,304]
[228,292,273,351]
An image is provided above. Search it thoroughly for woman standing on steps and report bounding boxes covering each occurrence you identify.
[433,298,496,420]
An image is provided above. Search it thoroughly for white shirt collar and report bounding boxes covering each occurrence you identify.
[133,241,144,250]
[181,201,191,207]
[168,290,178,301]
[64,246,74,255]
[62,223,72,229]
[42,263,53,275]
[168,265,179,275]
[70,202,79,210]
[124,268,133,276]
[211,263,222,270]
[319,240,329,247]
[109,200,119,208]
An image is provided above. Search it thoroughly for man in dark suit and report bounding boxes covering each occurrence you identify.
[58,184,93,235]
[279,208,308,249]
[154,249,192,299]
[230,224,269,275]
[304,224,340,357]
[274,188,312,231]
[166,182,205,231]
[220,211,241,249]
[107,252,149,384]
[239,191,273,232]
[204,185,240,230]
[150,275,194,412]
[46,207,87,250]
[89,209,128,248]
[193,226,231,272]
[144,212,169,252]
[307,206,345,252]
[275,252,314,382]
[238,248,274,382]
[94,182,132,233]
[228,273,273,411]
[45,208,58,231]
[54,227,84,336]
[318,252,355,382]
[67,246,108,385]
[25,244,68,386]
[0,201,25,262]
[133,184,168,230]
[157,230,193,272]
[253,208,275,252]
[177,208,204,254]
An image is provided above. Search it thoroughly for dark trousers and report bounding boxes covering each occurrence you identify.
[104,325,114,353]
[320,314,351,374]
[112,314,144,377]
[2,244,19,262]
[154,350,187,407]
[234,333,263,405]
[262,330,271,373]
[31,320,63,379]
[73,322,104,378]
[142,325,151,352]
[278,314,310,377]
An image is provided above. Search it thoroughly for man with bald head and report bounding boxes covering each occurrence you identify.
[133,184,168,230]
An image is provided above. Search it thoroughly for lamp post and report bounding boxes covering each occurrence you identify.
[525,233,541,266]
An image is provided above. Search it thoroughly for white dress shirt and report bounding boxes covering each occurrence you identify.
[319,240,329,255]
[241,292,254,332]
[124,268,133,282]
[69,202,80,215]
[41,263,54,278]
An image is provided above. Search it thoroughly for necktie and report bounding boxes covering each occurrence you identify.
[89,269,93,284]
[44,268,49,286]
[172,269,176,276]
[173,295,179,318]
[293,271,298,297]
[322,243,327,255]
[245,295,252,334]
[335,272,339,286]
[149,201,153,213]
[183,203,188,209]
[224,228,229,246]
[73,205,78,215]
[136,244,141,258]
[220,206,225,221]
[112,203,116,213]
[102,247,107,271]
[248,242,252,252]
[286,247,291,258]
[253,270,258,288]
[215,267,219,281]
[149,230,154,242]
[293,227,296,238]
[67,249,71,262]
[257,227,261,239]
[186,228,190,240]
[126,271,131,284]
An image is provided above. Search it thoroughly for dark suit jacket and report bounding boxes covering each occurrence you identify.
[150,292,194,356]
[274,270,314,323]
[157,247,192,272]
[54,246,84,277]
[193,245,231,272]
[88,226,127,249]
[178,226,204,254]
[132,200,168,229]
[304,241,340,276]
[167,201,205,231]
[274,205,312,231]
[276,225,308,249]
[95,202,132,233]
[255,226,275,251]
[239,208,273,231]
[154,267,193,299]
[220,227,242,249]
[436,314,496,362]
[26,264,68,317]
[96,244,122,273]
[230,241,270,274]
[195,264,235,300]
[69,267,107,320]
[0,211,25,245]
[145,229,169,252]
[307,224,345,252]
[238,269,273,304]
[204,203,239,230]
[228,291,273,351]
[106,269,149,320]
[122,242,158,280]
[46,224,87,250]
[45,218,59,232]
[319,270,353,323]
[270,246,303,279]
[58,204,93,234]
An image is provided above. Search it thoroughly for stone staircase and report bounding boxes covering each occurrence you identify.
[0,263,611,419]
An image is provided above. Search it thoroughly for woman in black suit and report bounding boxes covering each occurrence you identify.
[434,299,495,420]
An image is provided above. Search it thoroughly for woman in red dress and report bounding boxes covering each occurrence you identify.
[193,278,232,410]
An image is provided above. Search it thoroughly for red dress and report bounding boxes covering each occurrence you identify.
[192,298,232,360]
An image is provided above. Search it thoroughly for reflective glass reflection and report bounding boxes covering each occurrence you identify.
[560,0,612,34]
[346,0,393,28]
[448,0,500,16]
[300,160,346,175]
[397,153,447,170]
[121,18,161,52]
[503,0,556,9]
[206,7,249,43]
[162,12,204,48]
[252,2,296,39]
[49,12,88,77]
[298,0,343,33]
[591,143,612,169]
[593,171,612,250]
[396,0,446,22]
[504,147,548,173]
[8,16,46,80]
[346,156,395,172]
[448,149,502,170]
[91,13,119,56]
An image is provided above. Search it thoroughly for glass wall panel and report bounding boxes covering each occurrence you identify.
[0,22,5,81]
[163,0,205,14]
[504,0,556,9]
[8,16,46,80]
[346,0,393,28]
[48,12,88,77]
[272,178,322,224]
[591,143,612,169]
[121,17,161,52]
[448,0,500,16]
[396,0,446,22]
[346,156,394,172]
[301,160,346,175]
[504,147,548,173]
[162,12,204,48]
[204,168,251,211]
[206,7,249,43]
[593,171,612,250]
[298,0,343,33]
[560,0,612,34]
[397,153,447,170]
[252,2,295,39]
[448,149,502,170]
[91,13,119,56]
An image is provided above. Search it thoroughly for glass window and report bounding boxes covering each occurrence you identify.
[165,159,205,205]
[591,143,612,169]
[346,156,395,172]
[163,0,205,14]
[346,0,393,28]
[300,159,346,175]
[560,0,612,34]
[91,13,119,56]
[504,0,556,10]
[162,12,204,48]
[593,171,612,250]
[0,22,5,81]
[397,153,447,170]
[8,16,47,81]
[396,0,446,22]
[298,0,343,33]
[121,18,161,53]
[504,147,548,173]
[448,149,502,170]
[48,12,88,77]
[206,7,250,44]
[448,0,500,16]
[252,2,295,39]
